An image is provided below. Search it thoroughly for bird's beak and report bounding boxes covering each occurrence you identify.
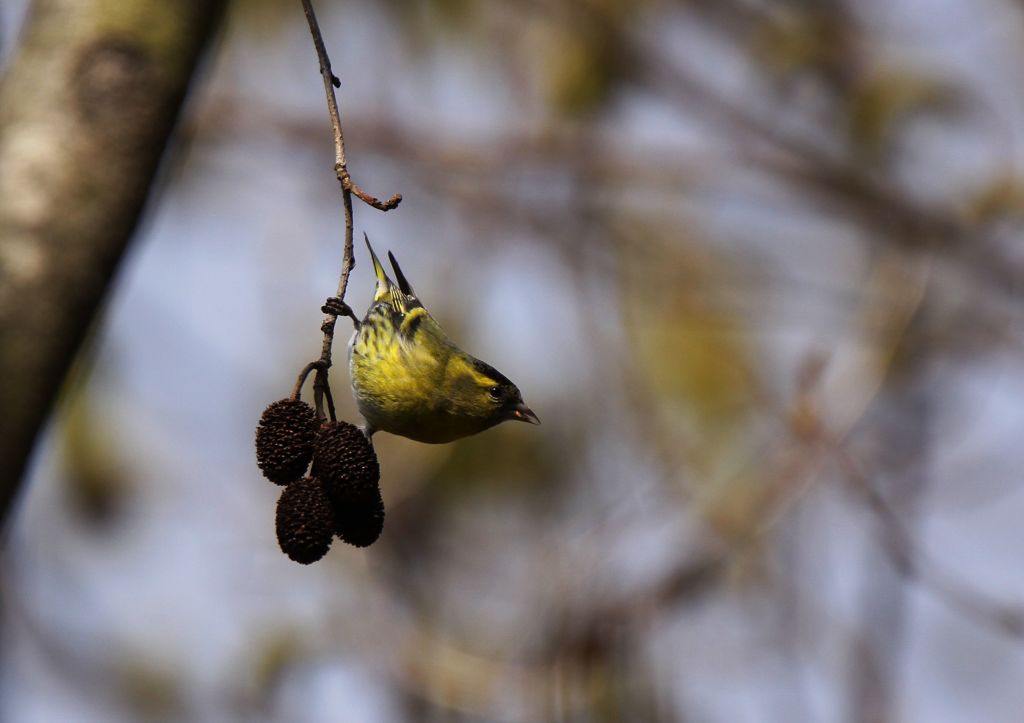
[511,403,540,425]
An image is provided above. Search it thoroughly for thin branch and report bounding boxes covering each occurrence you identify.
[351,182,403,211]
[291,360,323,401]
[837,444,1024,640]
[299,0,345,169]
[297,0,401,419]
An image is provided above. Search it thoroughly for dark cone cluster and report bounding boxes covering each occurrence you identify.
[275,476,334,564]
[312,421,380,502]
[256,399,318,485]
[257,403,386,560]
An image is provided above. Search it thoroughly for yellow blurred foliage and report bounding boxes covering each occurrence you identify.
[848,71,958,160]
[621,229,772,542]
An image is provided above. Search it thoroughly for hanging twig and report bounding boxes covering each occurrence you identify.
[291,360,321,401]
[296,0,402,419]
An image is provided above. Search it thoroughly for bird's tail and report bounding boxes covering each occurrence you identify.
[364,234,395,303]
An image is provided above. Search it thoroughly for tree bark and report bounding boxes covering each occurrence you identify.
[0,0,224,522]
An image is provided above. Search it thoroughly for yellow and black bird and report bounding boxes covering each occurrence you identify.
[325,236,539,443]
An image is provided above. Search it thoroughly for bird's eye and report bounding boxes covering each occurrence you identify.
[488,386,502,400]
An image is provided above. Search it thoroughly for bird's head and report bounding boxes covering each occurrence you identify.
[448,357,540,429]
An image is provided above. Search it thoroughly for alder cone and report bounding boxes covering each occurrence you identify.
[312,421,380,502]
[275,476,334,564]
[255,399,318,485]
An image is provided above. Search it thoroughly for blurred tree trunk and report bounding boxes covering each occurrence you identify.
[0,0,224,522]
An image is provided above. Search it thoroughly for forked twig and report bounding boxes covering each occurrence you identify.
[296,0,402,418]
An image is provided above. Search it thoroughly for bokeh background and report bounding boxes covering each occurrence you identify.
[4,0,1024,721]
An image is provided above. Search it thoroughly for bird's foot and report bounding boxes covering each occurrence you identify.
[322,297,360,328]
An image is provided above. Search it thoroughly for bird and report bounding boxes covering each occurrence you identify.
[323,235,539,444]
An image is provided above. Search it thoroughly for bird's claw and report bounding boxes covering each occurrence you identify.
[322,296,351,316]
[322,296,361,330]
